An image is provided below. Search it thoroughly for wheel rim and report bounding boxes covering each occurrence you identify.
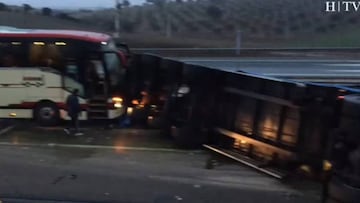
[39,107,55,120]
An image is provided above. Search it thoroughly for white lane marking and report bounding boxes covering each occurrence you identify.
[325,64,360,67]
[263,73,340,77]
[179,58,360,63]
[0,142,202,153]
[37,127,90,130]
[0,125,15,135]
[327,69,360,72]
[148,175,300,193]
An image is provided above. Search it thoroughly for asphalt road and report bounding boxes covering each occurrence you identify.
[0,127,321,203]
[179,58,360,84]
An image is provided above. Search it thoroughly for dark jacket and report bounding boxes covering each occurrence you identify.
[66,94,80,117]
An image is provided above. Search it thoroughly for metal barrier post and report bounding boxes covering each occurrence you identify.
[236,30,241,55]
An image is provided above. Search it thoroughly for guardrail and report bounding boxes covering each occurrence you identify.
[131,47,360,58]
[274,77,360,85]
[133,47,360,51]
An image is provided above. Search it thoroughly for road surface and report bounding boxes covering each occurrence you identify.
[0,127,320,203]
[179,58,360,84]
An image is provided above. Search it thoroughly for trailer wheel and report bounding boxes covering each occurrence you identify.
[34,101,60,126]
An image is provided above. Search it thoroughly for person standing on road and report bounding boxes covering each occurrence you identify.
[64,89,83,136]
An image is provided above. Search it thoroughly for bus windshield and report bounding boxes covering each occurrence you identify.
[103,51,125,94]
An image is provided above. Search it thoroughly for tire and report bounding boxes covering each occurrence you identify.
[34,101,60,126]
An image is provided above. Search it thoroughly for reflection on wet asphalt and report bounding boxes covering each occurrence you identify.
[0,126,175,148]
[0,126,180,164]
[51,147,98,163]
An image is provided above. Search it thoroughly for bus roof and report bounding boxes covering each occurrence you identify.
[0,27,111,43]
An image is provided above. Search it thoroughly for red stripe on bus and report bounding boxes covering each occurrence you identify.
[19,102,36,108]
[8,102,89,111]
[56,103,67,109]
[9,102,37,108]
[0,31,111,43]
[56,103,89,111]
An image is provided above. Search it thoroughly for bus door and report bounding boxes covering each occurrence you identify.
[102,51,126,97]
[85,52,124,120]
[83,53,109,99]
[85,60,107,98]
[63,60,85,97]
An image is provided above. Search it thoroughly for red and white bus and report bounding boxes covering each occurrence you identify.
[0,27,128,125]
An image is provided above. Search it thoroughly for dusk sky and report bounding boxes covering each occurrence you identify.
[0,0,146,9]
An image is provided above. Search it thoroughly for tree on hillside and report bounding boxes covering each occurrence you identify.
[120,19,135,32]
[57,12,78,22]
[0,2,8,11]
[348,16,358,24]
[116,2,122,10]
[329,13,343,22]
[42,7,52,16]
[146,0,166,8]
[23,4,33,13]
[206,5,223,20]
[123,0,130,7]
[146,0,172,37]
[116,0,131,9]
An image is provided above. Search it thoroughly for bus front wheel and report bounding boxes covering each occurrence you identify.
[34,101,60,126]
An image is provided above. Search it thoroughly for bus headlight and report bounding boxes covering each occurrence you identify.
[174,85,190,98]
[112,97,123,108]
[112,97,123,103]
[177,85,190,94]
[114,103,122,108]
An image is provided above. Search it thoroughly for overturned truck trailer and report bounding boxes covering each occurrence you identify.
[127,53,359,176]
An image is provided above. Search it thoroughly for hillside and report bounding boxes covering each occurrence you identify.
[0,1,107,33]
[0,0,358,48]
[0,11,101,31]
[72,0,360,48]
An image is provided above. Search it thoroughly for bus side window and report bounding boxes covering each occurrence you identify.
[29,42,62,69]
[2,54,16,67]
[0,41,29,67]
